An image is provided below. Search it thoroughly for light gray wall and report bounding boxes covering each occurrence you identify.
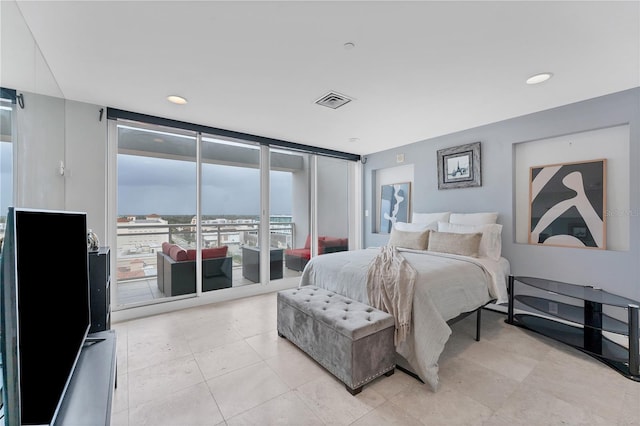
[2,0,108,230]
[64,101,108,239]
[363,88,640,301]
[13,94,108,238]
[15,92,66,210]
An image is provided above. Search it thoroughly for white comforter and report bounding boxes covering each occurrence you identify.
[299,247,510,390]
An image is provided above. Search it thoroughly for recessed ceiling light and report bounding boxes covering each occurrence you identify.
[344,42,355,50]
[167,95,188,105]
[526,73,553,85]
[349,137,360,143]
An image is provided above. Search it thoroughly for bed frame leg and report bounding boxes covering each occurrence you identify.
[476,308,482,341]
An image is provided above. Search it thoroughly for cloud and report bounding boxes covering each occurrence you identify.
[117,154,292,216]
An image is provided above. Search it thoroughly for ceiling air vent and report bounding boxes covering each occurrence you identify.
[315,92,352,109]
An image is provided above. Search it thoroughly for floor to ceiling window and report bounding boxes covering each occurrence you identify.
[108,112,359,312]
[111,122,310,309]
[278,153,352,275]
[200,135,262,288]
[271,148,309,282]
[115,123,198,306]
[316,156,350,257]
[0,93,15,242]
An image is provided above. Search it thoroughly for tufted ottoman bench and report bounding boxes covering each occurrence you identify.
[277,286,396,395]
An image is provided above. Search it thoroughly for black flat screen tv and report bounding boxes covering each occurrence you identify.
[1,207,91,425]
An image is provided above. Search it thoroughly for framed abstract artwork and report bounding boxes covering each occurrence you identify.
[529,159,607,249]
[379,182,411,233]
[437,142,481,189]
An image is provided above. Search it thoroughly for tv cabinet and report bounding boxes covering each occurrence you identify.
[55,330,117,425]
[89,247,111,333]
[507,275,639,381]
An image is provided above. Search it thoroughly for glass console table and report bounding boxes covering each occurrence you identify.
[507,275,639,381]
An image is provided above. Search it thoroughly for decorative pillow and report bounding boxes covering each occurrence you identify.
[428,231,482,257]
[168,245,188,261]
[412,211,451,224]
[437,221,503,260]
[205,246,228,259]
[394,222,434,232]
[186,246,229,261]
[388,227,430,250]
[449,212,498,225]
[284,248,311,260]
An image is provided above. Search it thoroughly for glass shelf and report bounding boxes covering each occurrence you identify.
[514,276,639,308]
[508,275,639,382]
[515,314,630,363]
[514,295,633,335]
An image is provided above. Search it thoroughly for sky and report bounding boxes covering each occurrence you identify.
[117,154,292,216]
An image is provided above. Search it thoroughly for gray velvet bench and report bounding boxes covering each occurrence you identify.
[277,287,396,395]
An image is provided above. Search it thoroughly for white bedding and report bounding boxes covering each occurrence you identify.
[299,247,510,389]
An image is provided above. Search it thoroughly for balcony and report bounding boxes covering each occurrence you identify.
[115,221,300,306]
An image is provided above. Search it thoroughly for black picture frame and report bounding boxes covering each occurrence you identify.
[437,142,481,189]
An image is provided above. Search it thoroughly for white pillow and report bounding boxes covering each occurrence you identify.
[394,221,436,232]
[412,212,451,224]
[437,221,503,260]
[449,212,498,225]
[388,227,430,250]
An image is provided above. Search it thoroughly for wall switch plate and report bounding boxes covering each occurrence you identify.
[365,210,369,217]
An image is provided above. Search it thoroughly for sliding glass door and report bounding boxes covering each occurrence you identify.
[115,123,197,306]
[113,122,281,308]
[316,156,350,257]
[271,148,309,281]
[200,135,261,288]
[110,118,356,310]
[0,95,14,241]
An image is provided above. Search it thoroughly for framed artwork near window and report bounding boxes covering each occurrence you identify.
[437,142,481,189]
[379,182,411,233]
[529,159,607,249]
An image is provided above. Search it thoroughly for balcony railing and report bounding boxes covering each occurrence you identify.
[116,221,295,282]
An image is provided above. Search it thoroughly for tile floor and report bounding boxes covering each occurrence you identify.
[110,291,640,425]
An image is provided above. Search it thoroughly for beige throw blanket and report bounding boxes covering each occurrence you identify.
[366,245,417,345]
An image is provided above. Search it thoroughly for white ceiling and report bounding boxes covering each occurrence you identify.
[14,1,640,156]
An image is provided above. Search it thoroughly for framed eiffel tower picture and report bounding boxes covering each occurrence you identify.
[437,142,481,189]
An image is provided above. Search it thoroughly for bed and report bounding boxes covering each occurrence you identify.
[298,213,510,390]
